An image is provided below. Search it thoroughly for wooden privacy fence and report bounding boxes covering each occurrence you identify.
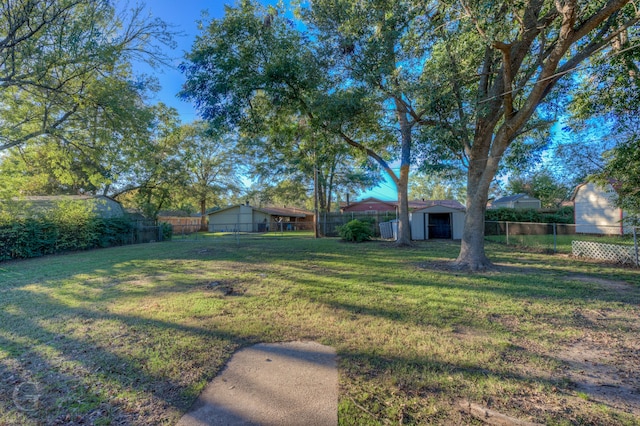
[322,212,396,237]
[158,216,201,234]
[572,240,639,266]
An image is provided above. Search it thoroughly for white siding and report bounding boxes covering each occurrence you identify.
[252,211,270,231]
[452,212,465,240]
[513,199,541,209]
[410,212,424,240]
[208,206,240,232]
[574,183,624,235]
[238,205,253,232]
[208,205,255,232]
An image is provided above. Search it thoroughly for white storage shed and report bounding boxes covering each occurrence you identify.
[410,200,466,240]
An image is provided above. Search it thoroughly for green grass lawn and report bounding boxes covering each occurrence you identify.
[1,233,639,425]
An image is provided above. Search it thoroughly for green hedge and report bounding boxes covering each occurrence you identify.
[0,217,134,261]
[485,206,574,224]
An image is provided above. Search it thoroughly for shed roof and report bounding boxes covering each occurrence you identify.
[412,200,466,213]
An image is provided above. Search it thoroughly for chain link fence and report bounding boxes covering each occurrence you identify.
[485,221,638,266]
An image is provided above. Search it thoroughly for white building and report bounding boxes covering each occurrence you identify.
[207,204,312,233]
[572,182,629,235]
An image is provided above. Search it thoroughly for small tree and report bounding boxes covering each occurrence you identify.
[338,219,374,242]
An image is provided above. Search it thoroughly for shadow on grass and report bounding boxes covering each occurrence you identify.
[1,237,638,424]
[0,285,260,424]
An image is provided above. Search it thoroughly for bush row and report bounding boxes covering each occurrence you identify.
[485,206,574,224]
[0,217,135,261]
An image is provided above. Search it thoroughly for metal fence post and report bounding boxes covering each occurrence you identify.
[553,223,557,253]
[634,227,638,267]
[506,222,509,245]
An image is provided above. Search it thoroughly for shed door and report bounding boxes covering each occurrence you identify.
[428,213,452,239]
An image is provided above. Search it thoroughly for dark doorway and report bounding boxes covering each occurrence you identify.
[428,213,452,239]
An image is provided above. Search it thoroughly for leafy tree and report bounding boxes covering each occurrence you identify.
[565,10,639,222]
[505,168,571,208]
[244,180,312,209]
[180,122,243,230]
[111,104,188,219]
[181,0,638,261]
[408,173,466,203]
[181,0,426,245]
[0,74,156,197]
[241,109,380,215]
[592,136,640,223]
[423,0,639,270]
[0,0,173,152]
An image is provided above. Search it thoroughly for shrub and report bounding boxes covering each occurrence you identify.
[160,222,173,241]
[0,200,136,261]
[338,219,373,242]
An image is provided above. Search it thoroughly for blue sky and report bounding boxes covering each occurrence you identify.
[137,0,397,201]
[138,1,227,122]
[139,1,285,122]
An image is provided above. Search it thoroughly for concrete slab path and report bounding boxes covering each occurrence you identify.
[176,341,338,426]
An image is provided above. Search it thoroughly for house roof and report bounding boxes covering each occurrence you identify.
[493,193,536,203]
[12,195,125,218]
[207,204,312,218]
[343,197,397,208]
[570,180,621,201]
[258,206,312,218]
[342,197,466,211]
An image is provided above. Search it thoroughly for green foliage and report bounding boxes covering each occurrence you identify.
[505,169,572,208]
[408,173,466,203]
[0,201,135,261]
[338,219,374,242]
[160,223,173,241]
[0,1,173,153]
[486,207,574,224]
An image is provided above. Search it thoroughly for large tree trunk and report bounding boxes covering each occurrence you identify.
[395,164,411,245]
[455,131,503,271]
[456,180,491,271]
[200,198,207,231]
[394,99,413,246]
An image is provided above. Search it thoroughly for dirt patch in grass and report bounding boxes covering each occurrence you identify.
[566,274,636,293]
[555,328,640,417]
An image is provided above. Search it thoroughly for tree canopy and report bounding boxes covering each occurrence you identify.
[0,0,174,152]
[182,0,638,267]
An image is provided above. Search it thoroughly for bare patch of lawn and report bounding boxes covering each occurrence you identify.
[1,234,639,425]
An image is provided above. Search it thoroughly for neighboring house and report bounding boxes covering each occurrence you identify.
[207,204,313,232]
[410,200,466,240]
[341,197,459,214]
[572,182,629,235]
[14,195,126,218]
[341,197,397,213]
[491,194,541,210]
